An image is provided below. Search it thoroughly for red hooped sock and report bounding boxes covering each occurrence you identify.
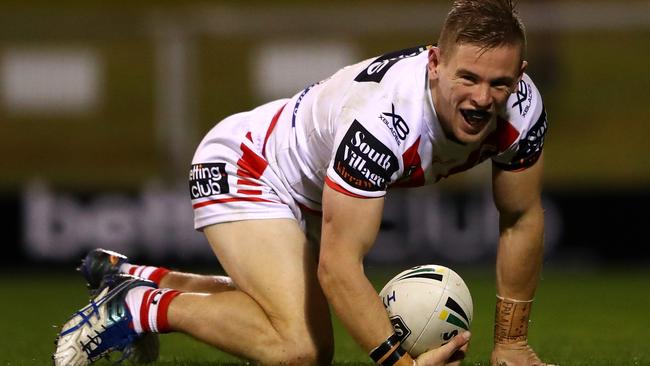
[124,286,181,334]
[120,264,171,285]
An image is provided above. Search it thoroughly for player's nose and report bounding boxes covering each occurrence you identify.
[471,84,493,109]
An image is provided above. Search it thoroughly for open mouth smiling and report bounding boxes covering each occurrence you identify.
[460,109,492,126]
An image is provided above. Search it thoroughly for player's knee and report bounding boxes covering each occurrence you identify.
[264,332,333,366]
[310,336,335,366]
[272,342,333,366]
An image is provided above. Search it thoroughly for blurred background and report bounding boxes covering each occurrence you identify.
[1,0,649,270]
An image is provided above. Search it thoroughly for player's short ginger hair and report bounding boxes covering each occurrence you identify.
[437,0,527,62]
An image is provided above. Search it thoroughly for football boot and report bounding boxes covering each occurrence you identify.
[78,248,128,296]
[53,274,159,366]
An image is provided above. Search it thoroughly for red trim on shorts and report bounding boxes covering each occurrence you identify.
[192,196,275,209]
[298,202,322,216]
[237,143,268,179]
[324,176,369,199]
[237,179,261,186]
[262,104,287,157]
[237,189,262,195]
[236,168,258,180]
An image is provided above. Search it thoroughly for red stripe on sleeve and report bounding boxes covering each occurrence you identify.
[324,176,370,199]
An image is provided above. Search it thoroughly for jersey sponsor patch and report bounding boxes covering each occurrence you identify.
[378,103,410,145]
[333,120,398,191]
[354,46,427,83]
[189,163,230,199]
[494,108,548,171]
[512,80,533,117]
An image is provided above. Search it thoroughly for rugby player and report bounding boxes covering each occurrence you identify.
[54,0,549,365]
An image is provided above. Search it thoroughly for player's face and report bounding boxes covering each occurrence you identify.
[428,43,526,145]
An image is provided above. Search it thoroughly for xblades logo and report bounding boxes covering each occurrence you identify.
[381,104,409,141]
[512,80,531,116]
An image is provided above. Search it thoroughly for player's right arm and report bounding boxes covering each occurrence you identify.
[318,184,470,365]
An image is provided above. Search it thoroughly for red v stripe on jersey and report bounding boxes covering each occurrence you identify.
[394,137,424,188]
[496,117,520,152]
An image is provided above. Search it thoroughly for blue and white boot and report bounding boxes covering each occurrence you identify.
[53,274,157,366]
[78,248,129,296]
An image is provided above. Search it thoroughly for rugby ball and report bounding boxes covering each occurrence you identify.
[379,264,473,357]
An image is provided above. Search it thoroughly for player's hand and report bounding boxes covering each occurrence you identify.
[490,341,548,366]
[415,331,470,366]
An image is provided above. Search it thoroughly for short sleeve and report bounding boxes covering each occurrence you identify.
[492,75,548,171]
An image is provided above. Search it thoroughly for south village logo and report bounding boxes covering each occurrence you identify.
[334,120,398,191]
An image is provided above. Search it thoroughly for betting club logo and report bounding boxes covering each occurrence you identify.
[334,121,398,191]
[189,163,230,199]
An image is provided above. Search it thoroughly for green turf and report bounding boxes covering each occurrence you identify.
[0,265,648,365]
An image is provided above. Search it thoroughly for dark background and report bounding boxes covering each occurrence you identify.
[1,1,649,269]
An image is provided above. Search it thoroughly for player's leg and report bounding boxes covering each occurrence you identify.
[80,248,236,294]
[159,271,235,293]
[167,218,334,364]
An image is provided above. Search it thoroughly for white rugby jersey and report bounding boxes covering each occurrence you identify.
[262,46,547,211]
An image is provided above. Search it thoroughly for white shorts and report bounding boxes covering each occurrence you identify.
[190,99,313,232]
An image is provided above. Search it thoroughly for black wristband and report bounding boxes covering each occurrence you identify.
[381,344,407,366]
[369,333,401,363]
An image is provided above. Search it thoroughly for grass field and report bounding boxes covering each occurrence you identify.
[1,264,648,365]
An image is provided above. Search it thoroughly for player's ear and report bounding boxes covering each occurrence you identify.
[512,60,528,92]
[519,60,528,77]
[428,47,442,79]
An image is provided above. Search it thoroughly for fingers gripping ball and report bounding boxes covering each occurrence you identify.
[379,265,473,357]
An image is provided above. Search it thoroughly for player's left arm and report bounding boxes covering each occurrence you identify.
[491,152,547,365]
[493,152,544,301]
[318,185,395,351]
[319,185,469,366]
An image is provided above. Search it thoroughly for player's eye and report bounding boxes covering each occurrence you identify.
[491,79,515,92]
[459,75,477,84]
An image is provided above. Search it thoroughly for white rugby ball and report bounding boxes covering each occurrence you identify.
[379,264,473,357]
